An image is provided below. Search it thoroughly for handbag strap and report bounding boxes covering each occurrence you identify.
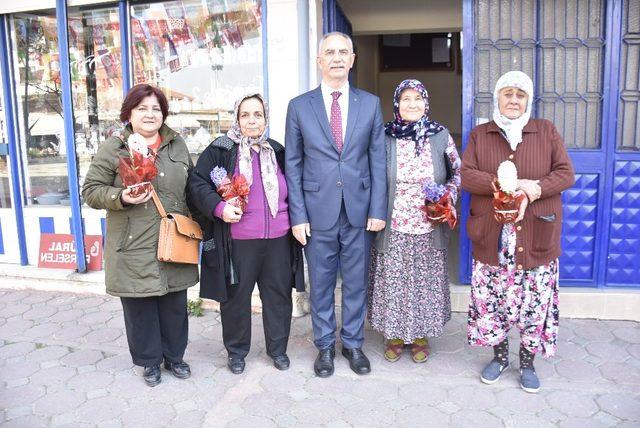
[150,187,168,218]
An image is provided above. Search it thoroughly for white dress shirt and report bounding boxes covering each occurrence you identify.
[321,81,349,140]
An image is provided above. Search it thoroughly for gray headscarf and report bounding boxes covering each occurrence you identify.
[226,94,279,217]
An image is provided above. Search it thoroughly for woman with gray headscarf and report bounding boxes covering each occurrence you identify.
[188,94,305,375]
[461,71,575,393]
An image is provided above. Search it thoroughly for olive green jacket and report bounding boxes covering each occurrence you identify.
[82,123,199,297]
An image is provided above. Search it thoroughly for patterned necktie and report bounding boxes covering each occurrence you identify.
[330,91,343,152]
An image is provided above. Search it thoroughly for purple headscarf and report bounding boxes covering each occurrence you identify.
[385,79,445,156]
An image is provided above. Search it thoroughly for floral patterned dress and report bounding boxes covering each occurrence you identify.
[368,136,461,343]
[467,223,560,357]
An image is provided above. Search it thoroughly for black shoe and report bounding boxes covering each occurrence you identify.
[314,347,335,378]
[227,357,245,374]
[272,354,290,371]
[341,347,371,375]
[143,365,161,387]
[163,360,191,379]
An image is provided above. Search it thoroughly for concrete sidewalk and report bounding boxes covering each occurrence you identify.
[0,286,639,427]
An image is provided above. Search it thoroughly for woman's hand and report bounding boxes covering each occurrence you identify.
[518,179,541,203]
[515,191,529,223]
[120,188,153,205]
[222,204,243,223]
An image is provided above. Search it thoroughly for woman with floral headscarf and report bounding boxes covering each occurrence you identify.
[368,79,461,364]
[188,94,305,375]
[462,71,574,393]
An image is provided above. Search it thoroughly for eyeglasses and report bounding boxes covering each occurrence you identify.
[322,49,353,59]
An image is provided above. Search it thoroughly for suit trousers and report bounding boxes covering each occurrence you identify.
[221,234,293,359]
[120,289,188,367]
[305,201,372,350]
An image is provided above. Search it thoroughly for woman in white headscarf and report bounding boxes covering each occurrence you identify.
[461,71,575,393]
[188,94,305,375]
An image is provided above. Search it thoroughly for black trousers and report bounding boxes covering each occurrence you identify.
[120,289,188,367]
[221,235,293,359]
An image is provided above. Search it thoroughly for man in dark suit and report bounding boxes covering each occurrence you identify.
[285,31,387,377]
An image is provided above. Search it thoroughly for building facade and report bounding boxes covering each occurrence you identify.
[0,0,638,293]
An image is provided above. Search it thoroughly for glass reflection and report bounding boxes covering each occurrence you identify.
[131,0,264,159]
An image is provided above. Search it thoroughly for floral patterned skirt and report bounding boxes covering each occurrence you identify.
[467,223,559,357]
[368,230,451,343]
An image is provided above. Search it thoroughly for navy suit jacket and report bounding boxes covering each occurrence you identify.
[285,86,387,231]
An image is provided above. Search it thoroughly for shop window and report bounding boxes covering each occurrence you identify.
[11,11,69,206]
[131,0,264,160]
[0,84,12,208]
[67,6,123,193]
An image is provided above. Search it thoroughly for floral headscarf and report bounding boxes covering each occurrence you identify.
[385,79,445,156]
[492,70,534,151]
[226,94,279,218]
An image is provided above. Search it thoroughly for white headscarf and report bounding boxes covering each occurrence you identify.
[492,71,534,151]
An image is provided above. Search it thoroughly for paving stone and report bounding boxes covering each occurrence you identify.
[121,403,175,426]
[241,391,294,418]
[259,369,307,394]
[33,389,87,415]
[555,359,601,382]
[2,415,49,427]
[398,382,448,406]
[0,303,31,318]
[341,400,395,426]
[447,385,497,410]
[76,397,127,424]
[450,409,503,427]
[22,305,58,320]
[628,344,640,360]
[0,385,45,407]
[168,410,205,427]
[5,405,33,419]
[49,309,84,323]
[4,378,29,388]
[51,412,78,426]
[556,341,588,360]
[559,417,608,428]
[0,290,30,302]
[23,322,62,339]
[573,325,615,341]
[538,408,565,424]
[598,362,640,385]
[595,394,640,421]
[593,410,622,426]
[173,399,198,414]
[73,297,107,309]
[29,366,77,389]
[226,415,277,427]
[0,342,36,359]
[612,326,640,344]
[21,293,55,304]
[86,388,109,399]
[273,413,298,427]
[95,354,134,372]
[54,325,92,341]
[348,378,399,403]
[27,345,71,362]
[83,328,122,344]
[96,420,123,428]
[546,391,599,417]
[66,371,114,392]
[61,349,105,367]
[585,341,632,362]
[79,311,113,325]
[495,389,547,413]
[396,405,449,426]
[289,398,343,425]
[507,416,556,427]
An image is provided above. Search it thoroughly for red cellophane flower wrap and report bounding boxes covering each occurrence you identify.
[491,179,526,224]
[118,134,158,197]
[217,174,250,212]
[422,192,457,229]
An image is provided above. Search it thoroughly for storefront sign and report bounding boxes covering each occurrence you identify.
[38,234,103,271]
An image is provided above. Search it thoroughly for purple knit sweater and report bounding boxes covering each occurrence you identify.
[214,150,290,240]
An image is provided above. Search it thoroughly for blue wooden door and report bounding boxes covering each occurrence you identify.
[461,0,640,288]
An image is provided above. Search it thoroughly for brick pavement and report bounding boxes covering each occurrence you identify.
[0,287,639,427]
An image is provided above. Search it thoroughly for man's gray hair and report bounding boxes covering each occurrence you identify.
[318,31,354,56]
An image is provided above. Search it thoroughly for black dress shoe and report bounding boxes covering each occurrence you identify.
[164,360,191,379]
[143,365,161,387]
[314,347,335,378]
[341,347,371,375]
[227,357,245,374]
[272,354,290,371]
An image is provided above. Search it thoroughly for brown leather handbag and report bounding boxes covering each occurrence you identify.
[151,188,203,264]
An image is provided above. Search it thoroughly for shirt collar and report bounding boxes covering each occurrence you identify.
[321,80,350,99]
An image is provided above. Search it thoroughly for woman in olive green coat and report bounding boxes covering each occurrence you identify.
[82,84,198,387]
